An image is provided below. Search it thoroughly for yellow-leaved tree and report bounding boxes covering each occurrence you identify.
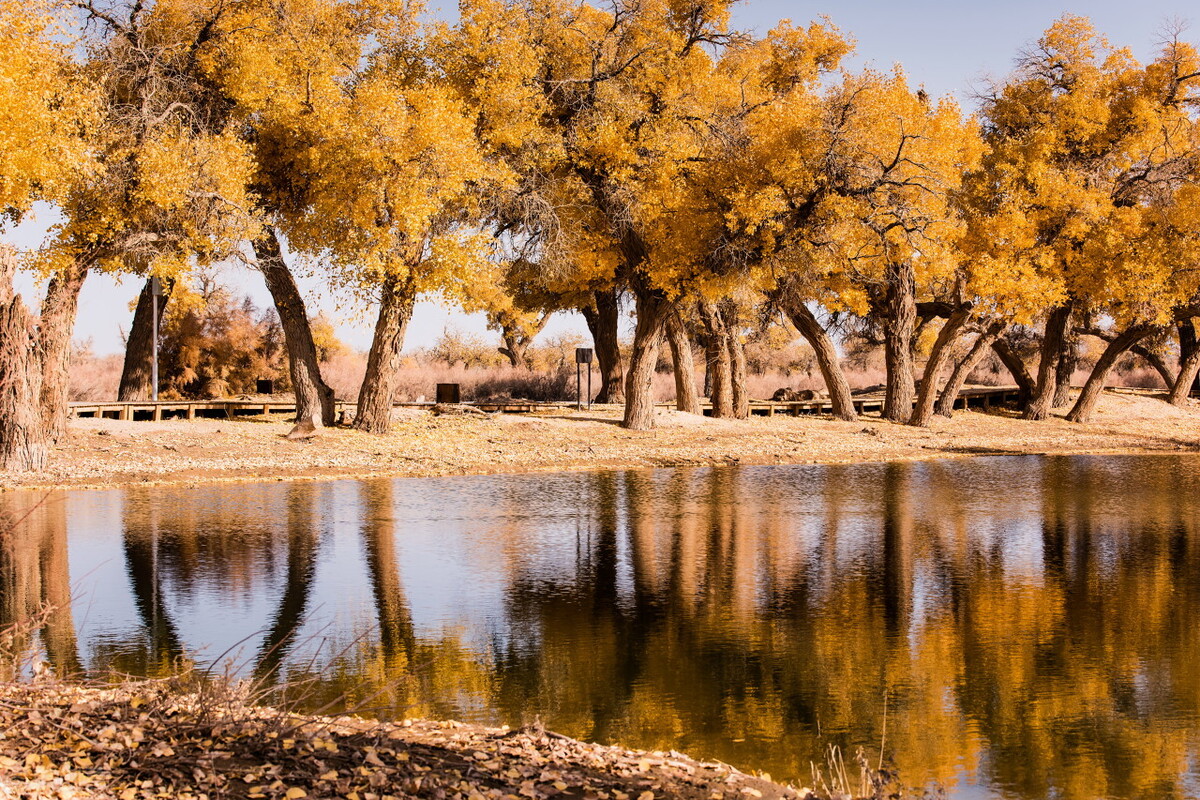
[200,0,403,427]
[0,0,94,470]
[445,0,759,429]
[968,16,1200,421]
[278,41,498,432]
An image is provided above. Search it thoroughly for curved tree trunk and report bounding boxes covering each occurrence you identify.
[622,289,670,431]
[665,311,700,414]
[1169,346,1200,405]
[354,275,417,434]
[1066,325,1156,423]
[118,277,172,401]
[253,228,335,426]
[498,312,550,368]
[581,289,624,404]
[1132,343,1175,389]
[992,337,1035,407]
[38,259,89,443]
[880,261,916,423]
[498,337,529,369]
[909,306,972,427]
[1024,305,1073,421]
[934,320,1006,418]
[699,301,733,418]
[724,302,750,419]
[784,300,856,421]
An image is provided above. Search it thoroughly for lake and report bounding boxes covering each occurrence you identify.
[2,455,1199,799]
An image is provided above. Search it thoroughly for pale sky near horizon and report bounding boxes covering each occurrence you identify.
[4,0,1196,356]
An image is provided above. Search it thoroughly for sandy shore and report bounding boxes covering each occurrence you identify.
[2,389,1198,492]
[0,679,813,800]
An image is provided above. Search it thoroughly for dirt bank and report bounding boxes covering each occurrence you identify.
[2,389,1197,492]
[0,679,830,800]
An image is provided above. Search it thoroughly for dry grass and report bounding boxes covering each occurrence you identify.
[7,388,1198,492]
[67,352,123,401]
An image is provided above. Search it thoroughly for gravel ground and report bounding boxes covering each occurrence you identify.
[2,389,1198,492]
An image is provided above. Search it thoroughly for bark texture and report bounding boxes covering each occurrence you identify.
[784,300,856,421]
[879,261,917,423]
[38,260,89,443]
[1066,325,1156,423]
[118,278,172,401]
[1052,318,1080,408]
[1170,346,1200,405]
[909,306,972,427]
[622,289,671,430]
[1173,320,1200,403]
[354,275,417,434]
[254,228,335,426]
[934,321,1006,417]
[699,302,733,418]
[724,302,749,419]
[581,289,624,404]
[665,311,700,414]
[1024,305,1073,421]
[0,254,88,470]
[0,295,45,471]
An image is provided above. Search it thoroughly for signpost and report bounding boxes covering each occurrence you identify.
[575,347,593,410]
[150,277,164,402]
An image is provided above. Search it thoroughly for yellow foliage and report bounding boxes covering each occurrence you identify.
[0,0,94,217]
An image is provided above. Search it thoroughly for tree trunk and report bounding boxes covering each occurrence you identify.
[622,290,671,430]
[1175,320,1200,400]
[992,337,1035,407]
[1169,345,1200,405]
[665,311,700,414]
[909,306,972,427]
[0,253,88,470]
[581,289,624,404]
[1023,305,1073,421]
[1132,343,1175,389]
[784,301,856,421]
[498,312,550,369]
[354,275,417,434]
[699,301,733,418]
[1053,317,1079,408]
[118,278,172,401]
[37,259,89,443]
[253,228,335,426]
[880,261,917,423]
[934,320,1006,418]
[498,336,529,368]
[724,302,749,419]
[1066,325,1156,423]
[0,294,46,471]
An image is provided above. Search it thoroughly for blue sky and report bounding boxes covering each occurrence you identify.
[4,0,1196,356]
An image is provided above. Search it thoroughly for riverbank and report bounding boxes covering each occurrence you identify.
[0,678,839,800]
[3,389,1197,491]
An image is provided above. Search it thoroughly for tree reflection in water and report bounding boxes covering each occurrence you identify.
[2,456,1200,799]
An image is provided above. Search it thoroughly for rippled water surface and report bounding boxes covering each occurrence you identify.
[4,456,1200,799]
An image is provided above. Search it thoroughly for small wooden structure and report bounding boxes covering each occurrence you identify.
[671,385,1024,418]
[68,385,1024,422]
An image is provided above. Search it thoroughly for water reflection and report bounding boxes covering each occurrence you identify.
[2,456,1200,799]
